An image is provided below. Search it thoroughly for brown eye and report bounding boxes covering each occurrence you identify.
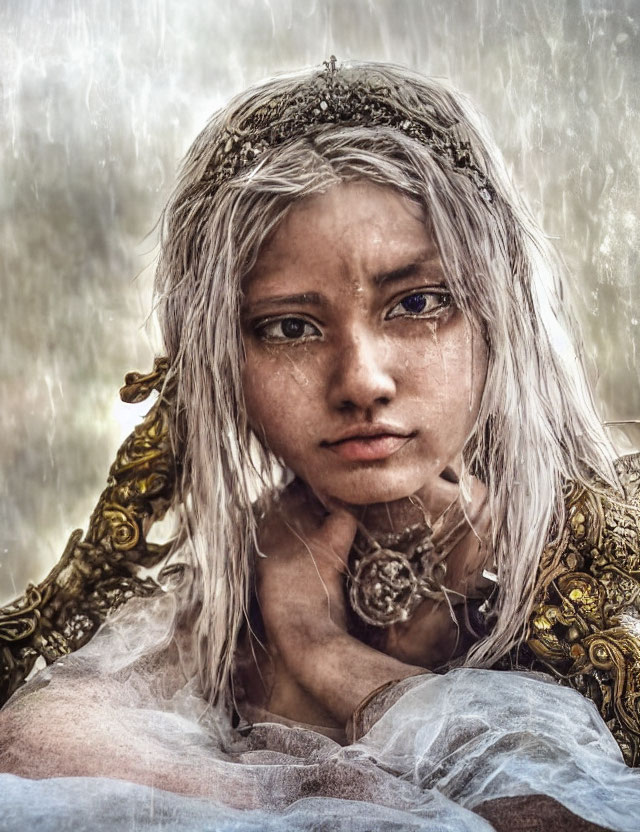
[255,317,322,343]
[281,319,305,338]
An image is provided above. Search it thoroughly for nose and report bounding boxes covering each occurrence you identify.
[327,327,397,412]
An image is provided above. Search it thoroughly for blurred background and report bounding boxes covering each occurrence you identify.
[1,0,639,601]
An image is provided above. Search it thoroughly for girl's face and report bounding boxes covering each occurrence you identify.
[241,181,487,513]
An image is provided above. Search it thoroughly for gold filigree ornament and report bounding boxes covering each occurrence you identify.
[348,523,448,627]
[0,357,179,705]
[520,457,640,766]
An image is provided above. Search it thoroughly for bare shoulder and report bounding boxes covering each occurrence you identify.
[0,677,81,777]
[0,630,190,780]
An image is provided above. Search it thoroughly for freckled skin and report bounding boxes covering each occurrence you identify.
[237,183,493,721]
[241,181,488,517]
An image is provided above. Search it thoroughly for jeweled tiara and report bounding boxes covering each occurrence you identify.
[202,56,495,203]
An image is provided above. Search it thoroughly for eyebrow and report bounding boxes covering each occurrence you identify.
[244,255,443,312]
[245,291,325,312]
[373,259,431,287]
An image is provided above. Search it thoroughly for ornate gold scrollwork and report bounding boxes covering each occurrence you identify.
[0,586,42,643]
[0,357,177,706]
[521,459,640,766]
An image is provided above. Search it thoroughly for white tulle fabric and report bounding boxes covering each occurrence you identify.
[1,592,639,832]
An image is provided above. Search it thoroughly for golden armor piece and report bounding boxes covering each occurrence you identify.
[519,457,640,766]
[0,358,177,704]
[1,360,639,765]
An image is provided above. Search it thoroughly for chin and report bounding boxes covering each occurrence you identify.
[316,468,425,506]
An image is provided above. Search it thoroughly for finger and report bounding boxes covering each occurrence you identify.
[319,507,358,568]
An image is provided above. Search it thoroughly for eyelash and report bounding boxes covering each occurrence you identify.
[252,289,453,344]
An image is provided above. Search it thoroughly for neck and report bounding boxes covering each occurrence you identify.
[347,475,493,588]
[346,470,469,541]
[351,497,431,540]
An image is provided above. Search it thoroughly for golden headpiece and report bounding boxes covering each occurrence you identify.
[202,56,496,203]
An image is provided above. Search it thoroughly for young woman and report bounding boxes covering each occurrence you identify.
[1,59,639,831]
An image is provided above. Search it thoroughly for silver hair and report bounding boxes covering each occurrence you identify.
[154,61,617,706]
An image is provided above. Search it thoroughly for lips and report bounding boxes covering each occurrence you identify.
[322,428,414,462]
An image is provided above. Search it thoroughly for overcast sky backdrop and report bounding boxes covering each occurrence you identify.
[1,0,639,601]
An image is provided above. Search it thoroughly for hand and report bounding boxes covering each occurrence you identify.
[251,479,425,725]
[245,479,355,725]
[255,478,357,647]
